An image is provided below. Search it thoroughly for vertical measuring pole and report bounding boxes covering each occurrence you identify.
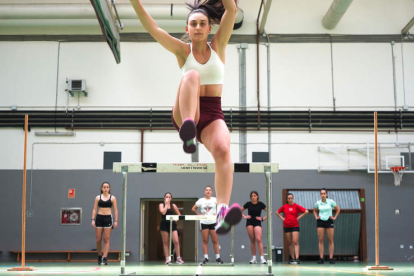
[265,166,273,274]
[120,168,127,275]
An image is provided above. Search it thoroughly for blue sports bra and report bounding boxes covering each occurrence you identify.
[180,43,225,85]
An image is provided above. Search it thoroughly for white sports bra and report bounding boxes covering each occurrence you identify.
[180,43,225,85]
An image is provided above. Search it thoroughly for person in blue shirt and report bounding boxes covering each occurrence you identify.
[313,188,340,264]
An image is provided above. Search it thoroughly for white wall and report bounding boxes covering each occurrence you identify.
[1,0,414,170]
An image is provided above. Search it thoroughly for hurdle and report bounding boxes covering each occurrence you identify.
[166,215,234,266]
[113,162,278,276]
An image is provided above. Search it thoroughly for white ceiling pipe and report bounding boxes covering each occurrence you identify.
[322,0,353,30]
[0,3,242,22]
[0,4,188,20]
[0,19,186,27]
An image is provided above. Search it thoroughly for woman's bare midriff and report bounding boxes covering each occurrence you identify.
[98,208,112,215]
[200,84,223,97]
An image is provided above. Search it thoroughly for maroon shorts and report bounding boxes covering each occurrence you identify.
[171,96,225,144]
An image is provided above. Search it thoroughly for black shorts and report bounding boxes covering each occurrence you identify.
[246,219,262,228]
[95,214,113,228]
[317,219,334,229]
[284,227,300,233]
[160,221,177,232]
[201,223,215,230]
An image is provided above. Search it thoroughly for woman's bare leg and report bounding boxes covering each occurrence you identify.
[201,120,232,206]
[172,70,201,127]
[102,228,112,257]
[246,226,256,256]
[160,231,170,260]
[254,226,264,256]
[95,228,103,256]
[292,231,300,259]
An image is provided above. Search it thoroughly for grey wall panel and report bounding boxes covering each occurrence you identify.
[1,170,413,262]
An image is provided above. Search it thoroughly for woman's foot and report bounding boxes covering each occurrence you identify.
[102,257,108,265]
[179,119,196,154]
[176,256,185,264]
[97,254,102,265]
[260,256,267,264]
[202,258,209,264]
[249,256,257,264]
[215,203,242,235]
[216,257,223,264]
[165,258,169,265]
[317,258,324,264]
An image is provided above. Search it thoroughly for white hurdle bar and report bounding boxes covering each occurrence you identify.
[113,162,278,276]
[166,215,234,266]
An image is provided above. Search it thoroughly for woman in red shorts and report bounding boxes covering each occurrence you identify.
[131,0,242,234]
[276,193,309,264]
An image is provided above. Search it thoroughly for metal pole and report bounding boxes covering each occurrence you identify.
[265,167,272,274]
[121,169,127,275]
[374,112,379,267]
[391,41,398,112]
[231,226,235,263]
[169,218,173,262]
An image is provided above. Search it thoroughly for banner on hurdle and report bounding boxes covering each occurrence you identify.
[113,162,279,173]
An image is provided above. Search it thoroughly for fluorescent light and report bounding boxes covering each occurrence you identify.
[35,131,75,137]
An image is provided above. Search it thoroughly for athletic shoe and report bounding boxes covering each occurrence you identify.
[102,257,108,265]
[98,254,102,265]
[176,257,185,264]
[179,119,197,154]
[329,258,335,264]
[215,203,242,235]
[289,259,297,265]
[317,258,324,264]
[165,258,169,265]
[260,257,267,264]
[295,259,301,264]
[249,257,257,264]
[202,258,209,264]
[216,258,223,264]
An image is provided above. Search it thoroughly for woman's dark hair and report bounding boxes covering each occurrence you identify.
[286,192,294,203]
[320,188,328,198]
[164,192,173,200]
[250,191,259,200]
[186,0,238,26]
[100,182,111,194]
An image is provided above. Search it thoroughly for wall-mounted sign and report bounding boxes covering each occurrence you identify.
[60,208,82,225]
[68,189,75,198]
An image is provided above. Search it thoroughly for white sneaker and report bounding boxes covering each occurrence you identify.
[260,257,267,264]
[249,257,257,264]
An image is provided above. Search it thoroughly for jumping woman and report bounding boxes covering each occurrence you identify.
[130,0,242,234]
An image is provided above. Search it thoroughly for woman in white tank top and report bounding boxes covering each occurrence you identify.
[131,0,242,235]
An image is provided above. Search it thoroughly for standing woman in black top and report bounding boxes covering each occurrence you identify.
[91,182,118,265]
[159,192,184,264]
[241,191,267,264]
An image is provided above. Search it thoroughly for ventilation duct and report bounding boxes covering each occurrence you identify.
[322,0,353,30]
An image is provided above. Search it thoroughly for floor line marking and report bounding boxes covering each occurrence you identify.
[286,265,387,276]
[195,264,203,275]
